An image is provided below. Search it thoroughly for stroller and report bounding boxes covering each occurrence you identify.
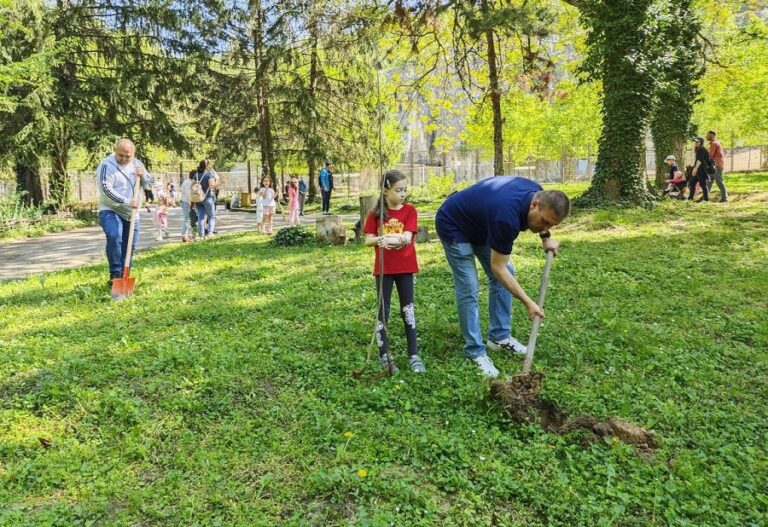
[662,169,688,199]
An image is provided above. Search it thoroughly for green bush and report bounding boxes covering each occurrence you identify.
[271,225,315,247]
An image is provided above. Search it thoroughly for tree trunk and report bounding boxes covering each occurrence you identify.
[484,22,503,175]
[49,127,71,209]
[650,0,701,188]
[251,0,276,185]
[15,156,44,206]
[577,0,655,206]
[306,12,320,201]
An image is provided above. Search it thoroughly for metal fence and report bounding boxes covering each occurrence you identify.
[2,144,766,203]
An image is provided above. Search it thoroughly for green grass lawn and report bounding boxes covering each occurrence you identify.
[1,174,767,526]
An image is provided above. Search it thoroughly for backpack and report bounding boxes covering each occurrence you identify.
[706,158,716,176]
[190,173,208,203]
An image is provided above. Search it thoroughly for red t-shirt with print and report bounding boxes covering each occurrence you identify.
[363,204,419,276]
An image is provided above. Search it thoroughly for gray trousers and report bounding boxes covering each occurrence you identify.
[707,166,727,201]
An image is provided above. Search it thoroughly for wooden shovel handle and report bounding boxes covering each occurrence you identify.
[522,250,555,374]
[121,172,142,276]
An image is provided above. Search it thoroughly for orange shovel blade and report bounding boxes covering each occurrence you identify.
[111,267,136,299]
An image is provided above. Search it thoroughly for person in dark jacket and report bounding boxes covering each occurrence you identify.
[688,137,711,202]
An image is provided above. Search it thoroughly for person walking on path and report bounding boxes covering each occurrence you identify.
[688,137,711,202]
[97,138,154,286]
[319,161,334,215]
[435,176,569,378]
[180,171,194,242]
[363,170,426,374]
[706,130,728,202]
[193,159,220,239]
[298,176,308,216]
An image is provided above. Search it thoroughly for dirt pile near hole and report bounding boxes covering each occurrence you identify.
[490,374,658,454]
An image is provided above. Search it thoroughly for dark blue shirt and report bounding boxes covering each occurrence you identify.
[435,176,542,255]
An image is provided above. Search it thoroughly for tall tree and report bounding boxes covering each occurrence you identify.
[0,0,52,205]
[649,0,703,187]
[391,0,555,176]
[27,1,220,209]
[570,0,664,205]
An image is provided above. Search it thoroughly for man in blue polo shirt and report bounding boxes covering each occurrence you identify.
[435,176,570,378]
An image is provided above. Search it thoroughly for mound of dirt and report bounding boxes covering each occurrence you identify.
[490,374,658,454]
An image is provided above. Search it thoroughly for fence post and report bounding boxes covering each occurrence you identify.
[247,160,252,194]
[586,143,593,179]
[409,150,415,186]
[730,131,735,173]
[474,149,480,180]
[560,145,567,182]
[78,172,83,201]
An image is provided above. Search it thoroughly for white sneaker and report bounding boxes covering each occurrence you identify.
[487,337,526,355]
[472,355,499,378]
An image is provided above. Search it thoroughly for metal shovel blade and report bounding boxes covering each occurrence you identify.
[111,267,135,300]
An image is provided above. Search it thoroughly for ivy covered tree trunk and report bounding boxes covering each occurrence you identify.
[650,0,703,187]
[576,0,658,206]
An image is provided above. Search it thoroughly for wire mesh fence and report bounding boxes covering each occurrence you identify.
[2,144,767,203]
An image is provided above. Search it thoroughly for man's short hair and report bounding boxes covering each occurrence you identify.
[535,190,570,220]
[707,130,717,137]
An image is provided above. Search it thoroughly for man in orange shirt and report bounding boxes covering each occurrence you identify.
[707,130,728,202]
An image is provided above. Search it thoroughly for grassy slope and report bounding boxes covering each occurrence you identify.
[1,174,767,526]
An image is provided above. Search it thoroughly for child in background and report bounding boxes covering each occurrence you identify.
[154,196,169,241]
[254,185,265,233]
[259,176,276,235]
[288,177,300,226]
[662,155,686,197]
[363,169,425,374]
[180,171,194,242]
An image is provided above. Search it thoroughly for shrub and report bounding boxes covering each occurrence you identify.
[271,226,315,247]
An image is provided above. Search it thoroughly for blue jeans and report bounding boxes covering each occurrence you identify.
[321,189,332,213]
[195,196,216,236]
[441,241,516,358]
[180,201,192,236]
[99,210,139,278]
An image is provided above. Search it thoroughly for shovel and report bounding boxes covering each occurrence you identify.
[522,249,555,374]
[111,174,142,300]
[488,249,556,424]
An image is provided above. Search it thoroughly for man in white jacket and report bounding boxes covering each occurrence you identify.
[97,138,154,286]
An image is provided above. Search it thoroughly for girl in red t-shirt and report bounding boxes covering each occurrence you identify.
[363,170,424,374]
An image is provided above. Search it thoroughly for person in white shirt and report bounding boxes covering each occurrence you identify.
[180,171,195,242]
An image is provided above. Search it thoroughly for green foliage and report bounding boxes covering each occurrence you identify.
[1,174,767,525]
[0,194,96,239]
[271,225,315,247]
[408,173,471,201]
[694,10,768,144]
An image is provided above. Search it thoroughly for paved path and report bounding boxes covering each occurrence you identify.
[0,207,435,281]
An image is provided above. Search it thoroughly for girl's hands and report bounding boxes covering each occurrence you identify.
[377,235,405,250]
